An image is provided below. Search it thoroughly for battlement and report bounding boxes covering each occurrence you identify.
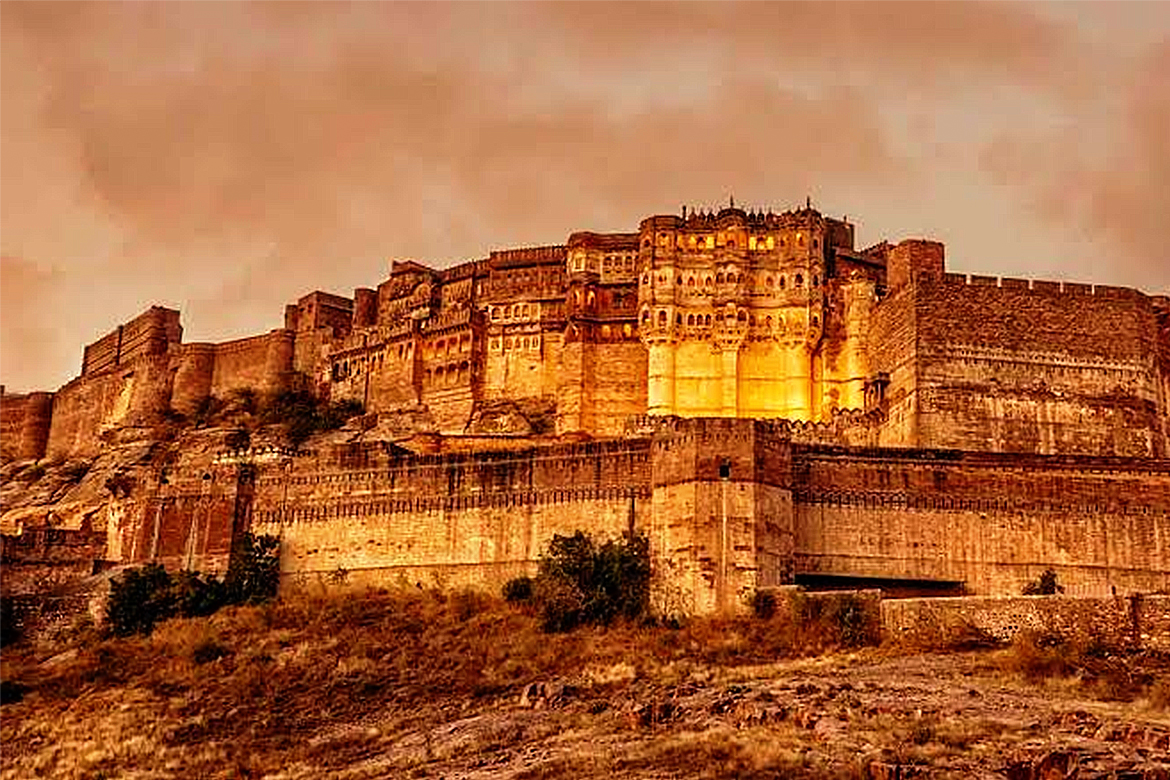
[933,273,1148,300]
[488,245,566,268]
[566,232,640,251]
[80,306,181,377]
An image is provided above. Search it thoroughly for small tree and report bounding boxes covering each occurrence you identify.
[107,564,178,637]
[105,534,280,637]
[224,532,281,605]
[1024,569,1065,596]
[530,530,650,632]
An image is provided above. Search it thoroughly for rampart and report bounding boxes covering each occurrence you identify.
[0,389,53,461]
[882,594,1170,651]
[248,439,652,591]
[895,272,1168,457]
[81,306,181,377]
[792,446,1170,596]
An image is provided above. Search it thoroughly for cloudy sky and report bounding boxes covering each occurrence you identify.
[2,1,1168,392]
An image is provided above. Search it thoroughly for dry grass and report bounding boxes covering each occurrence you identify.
[1,587,878,779]
[997,630,1170,705]
[3,590,1166,779]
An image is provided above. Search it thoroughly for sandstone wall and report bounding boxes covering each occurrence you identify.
[46,354,175,459]
[209,330,294,398]
[912,276,1165,456]
[650,418,795,616]
[249,440,652,591]
[81,307,181,377]
[792,447,1170,596]
[0,391,53,462]
[882,594,1170,651]
[111,464,249,575]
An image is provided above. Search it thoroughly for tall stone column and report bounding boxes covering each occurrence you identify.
[783,345,813,421]
[647,341,676,415]
[719,346,738,416]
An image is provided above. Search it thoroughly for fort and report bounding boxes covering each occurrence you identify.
[3,201,1169,614]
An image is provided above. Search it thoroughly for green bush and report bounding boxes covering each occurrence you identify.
[1,598,21,648]
[502,576,534,603]
[751,589,778,620]
[224,428,251,451]
[107,564,180,637]
[106,533,280,637]
[260,390,364,446]
[224,532,281,605]
[528,530,650,633]
[1024,569,1065,595]
[61,460,92,483]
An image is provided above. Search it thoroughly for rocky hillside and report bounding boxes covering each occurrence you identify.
[2,589,1168,779]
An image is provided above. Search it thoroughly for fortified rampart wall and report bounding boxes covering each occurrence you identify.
[0,390,53,461]
[248,439,652,591]
[14,422,1170,616]
[904,273,1167,457]
[46,354,175,459]
[792,446,1170,597]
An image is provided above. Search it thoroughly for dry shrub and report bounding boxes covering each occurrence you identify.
[1146,677,1170,710]
[616,727,859,779]
[1000,631,1165,703]
[1001,631,1078,681]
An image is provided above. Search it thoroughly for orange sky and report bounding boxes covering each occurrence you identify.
[2,1,1168,392]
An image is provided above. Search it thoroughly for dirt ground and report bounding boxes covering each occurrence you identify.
[2,592,1168,779]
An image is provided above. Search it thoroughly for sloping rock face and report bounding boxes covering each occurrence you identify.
[465,397,557,435]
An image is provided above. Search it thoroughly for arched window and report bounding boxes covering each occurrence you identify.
[780,276,787,290]
[766,275,774,288]
[687,314,695,326]
[812,315,819,327]
[705,314,712,326]
[676,313,683,324]
[727,238,736,249]
[522,304,530,318]
[704,277,713,288]
[658,310,667,326]
[716,273,725,284]
[688,276,695,287]
[795,274,804,287]
[813,274,819,287]
[737,310,747,322]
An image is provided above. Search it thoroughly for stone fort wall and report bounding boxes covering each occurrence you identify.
[83,419,1169,615]
[792,446,1170,596]
[871,247,1169,458]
